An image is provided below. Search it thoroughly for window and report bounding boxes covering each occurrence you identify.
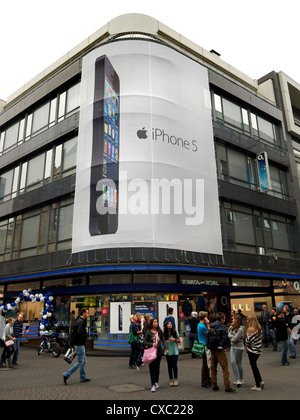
[212,91,281,147]
[222,201,296,257]
[20,214,40,258]
[0,82,80,158]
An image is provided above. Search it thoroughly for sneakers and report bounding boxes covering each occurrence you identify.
[234,379,244,387]
[155,383,159,389]
[151,385,156,392]
[173,379,178,387]
[251,386,262,391]
[169,379,174,387]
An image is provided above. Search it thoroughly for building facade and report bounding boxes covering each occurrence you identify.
[1,14,300,351]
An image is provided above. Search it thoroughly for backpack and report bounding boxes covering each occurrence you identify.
[206,328,219,350]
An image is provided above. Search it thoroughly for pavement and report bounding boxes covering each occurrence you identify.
[0,344,299,401]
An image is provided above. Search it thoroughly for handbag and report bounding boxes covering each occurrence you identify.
[5,340,14,347]
[127,325,140,345]
[142,333,158,364]
[177,338,184,351]
[192,339,205,356]
[64,348,77,364]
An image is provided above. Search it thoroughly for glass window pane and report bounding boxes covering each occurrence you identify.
[4,122,19,150]
[53,144,62,180]
[58,92,66,119]
[214,94,222,114]
[26,154,45,190]
[272,221,290,250]
[32,103,50,134]
[49,98,57,125]
[44,149,53,181]
[0,132,4,154]
[58,204,73,242]
[66,84,80,113]
[63,137,77,172]
[0,169,14,202]
[257,117,275,143]
[234,211,255,245]
[0,221,7,254]
[18,119,25,143]
[227,148,248,185]
[251,113,258,136]
[20,215,40,251]
[223,99,242,128]
[25,114,33,139]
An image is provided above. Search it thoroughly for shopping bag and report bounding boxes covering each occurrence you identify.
[142,332,158,364]
[177,338,184,351]
[192,340,205,356]
[64,348,77,364]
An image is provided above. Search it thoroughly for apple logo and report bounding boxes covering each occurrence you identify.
[137,127,147,139]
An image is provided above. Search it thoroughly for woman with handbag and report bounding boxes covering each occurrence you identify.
[164,321,180,387]
[128,315,141,369]
[0,318,15,368]
[143,318,166,392]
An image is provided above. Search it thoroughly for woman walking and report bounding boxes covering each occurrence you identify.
[143,318,165,392]
[0,318,15,368]
[245,315,264,391]
[228,314,245,387]
[164,321,180,386]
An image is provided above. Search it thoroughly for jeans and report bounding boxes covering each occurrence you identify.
[64,345,86,382]
[149,354,162,386]
[248,351,262,387]
[230,347,244,382]
[281,340,289,365]
[12,338,20,364]
[288,332,296,357]
[166,355,178,380]
[270,329,277,351]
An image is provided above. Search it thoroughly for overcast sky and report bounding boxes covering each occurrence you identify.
[0,0,299,102]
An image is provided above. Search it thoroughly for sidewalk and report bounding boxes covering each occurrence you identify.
[0,345,299,400]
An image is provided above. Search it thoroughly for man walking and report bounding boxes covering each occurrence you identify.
[283,305,296,359]
[12,313,24,366]
[63,308,91,384]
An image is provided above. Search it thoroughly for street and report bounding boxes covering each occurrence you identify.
[0,345,299,401]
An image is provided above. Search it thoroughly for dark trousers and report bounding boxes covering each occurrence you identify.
[1,345,14,360]
[166,355,178,380]
[149,354,162,386]
[248,352,262,387]
[211,349,230,390]
[201,352,211,386]
[129,343,140,366]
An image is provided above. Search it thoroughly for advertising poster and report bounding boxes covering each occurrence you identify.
[72,40,222,255]
[158,301,178,330]
[110,302,131,334]
[257,151,271,192]
[134,302,156,319]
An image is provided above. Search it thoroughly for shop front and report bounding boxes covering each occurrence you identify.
[3,265,299,353]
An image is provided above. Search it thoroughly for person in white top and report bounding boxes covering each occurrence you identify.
[228,314,245,387]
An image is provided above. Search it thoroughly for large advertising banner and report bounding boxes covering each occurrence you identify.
[72,40,223,255]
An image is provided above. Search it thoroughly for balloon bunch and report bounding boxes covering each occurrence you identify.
[0,289,54,335]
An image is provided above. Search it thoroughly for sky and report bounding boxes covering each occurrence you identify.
[0,0,299,102]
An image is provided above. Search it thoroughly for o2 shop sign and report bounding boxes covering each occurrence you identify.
[101,308,109,316]
[293,281,300,293]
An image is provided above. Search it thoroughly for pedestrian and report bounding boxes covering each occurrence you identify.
[245,315,264,391]
[164,321,180,386]
[228,314,245,387]
[260,304,271,348]
[69,310,76,334]
[128,314,141,369]
[275,311,290,366]
[269,307,278,352]
[12,313,24,366]
[189,312,199,358]
[283,305,296,359]
[163,307,176,329]
[143,318,166,392]
[63,308,90,385]
[210,312,236,393]
[197,311,211,388]
[0,318,15,368]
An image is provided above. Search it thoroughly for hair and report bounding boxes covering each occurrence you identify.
[216,312,226,321]
[199,311,208,321]
[149,318,163,338]
[168,307,174,315]
[129,314,136,323]
[80,308,88,316]
[163,320,177,340]
[247,315,262,336]
[232,314,242,331]
[7,317,14,323]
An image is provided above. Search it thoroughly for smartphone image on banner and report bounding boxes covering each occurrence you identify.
[90,55,120,236]
[118,305,123,332]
